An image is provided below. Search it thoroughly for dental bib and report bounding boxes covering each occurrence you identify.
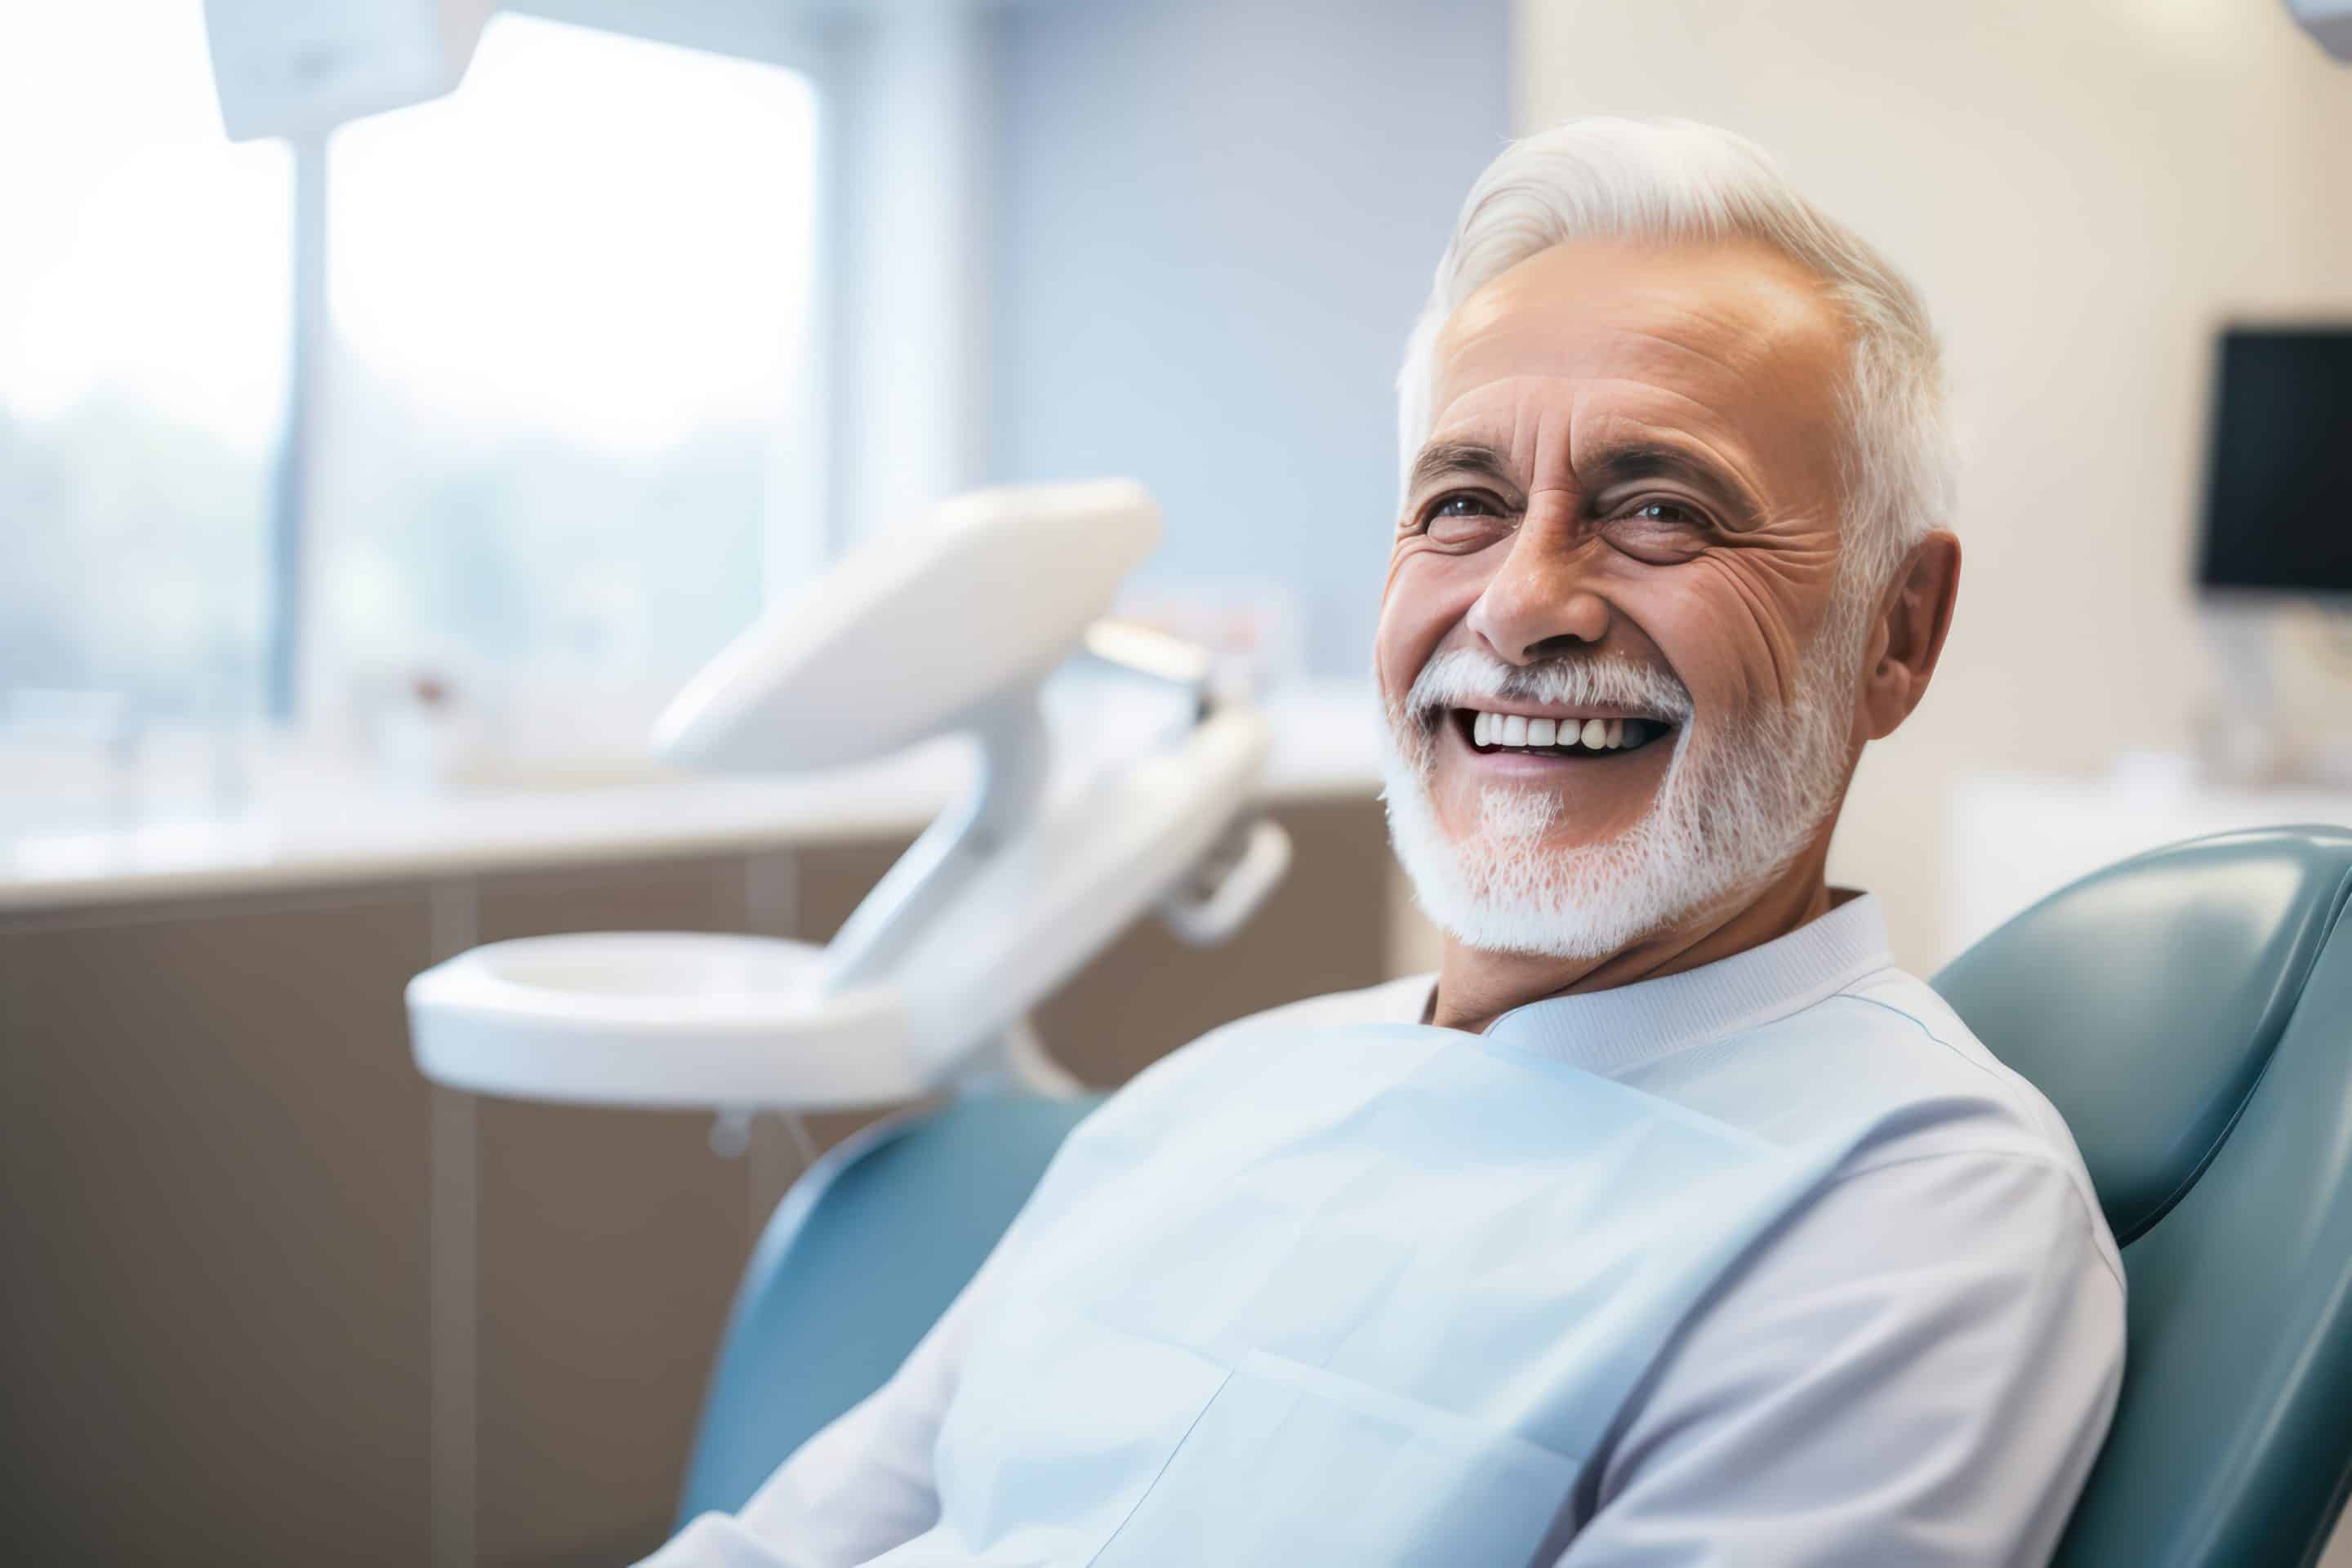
[867,1020,1870,1567]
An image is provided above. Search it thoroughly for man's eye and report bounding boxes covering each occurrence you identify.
[1430,493,1494,520]
[1419,493,1508,541]
[1621,500,1707,528]
[1604,497,1714,564]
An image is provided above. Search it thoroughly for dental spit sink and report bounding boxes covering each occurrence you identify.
[408,933,916,1108]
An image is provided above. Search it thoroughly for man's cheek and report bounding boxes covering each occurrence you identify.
[1380,550,1478,662]
[1373,579,1427,688]
[1379,542,1419,608]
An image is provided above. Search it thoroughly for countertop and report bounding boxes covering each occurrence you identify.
[1,680,1389,914]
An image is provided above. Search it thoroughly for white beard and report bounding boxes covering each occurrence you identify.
[1376,639,1860,960]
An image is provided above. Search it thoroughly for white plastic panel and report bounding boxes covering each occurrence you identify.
[407,932,916,1108]
[652,479,1162,775]
[889,704,1273,1080]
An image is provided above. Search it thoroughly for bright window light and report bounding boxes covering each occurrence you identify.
[321,15,817,727]
[0,0,290,716]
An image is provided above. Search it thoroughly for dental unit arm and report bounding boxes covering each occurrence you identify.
[404,481,1292,1122]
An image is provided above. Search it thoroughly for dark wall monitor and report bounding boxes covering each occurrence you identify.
[2196,327,2352,597]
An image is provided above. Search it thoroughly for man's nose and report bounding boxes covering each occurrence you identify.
[1464,516,1612,665]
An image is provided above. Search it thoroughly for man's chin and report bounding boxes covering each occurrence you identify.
[1415,844,1690,961]
[1382,780,1695,962]
[1426,790,1663,861]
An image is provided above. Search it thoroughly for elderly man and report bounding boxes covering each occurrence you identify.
[650,118,2123,1567]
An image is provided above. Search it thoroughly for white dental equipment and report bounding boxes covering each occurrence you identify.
[201,0,494,141]
[404,480,1292,1115]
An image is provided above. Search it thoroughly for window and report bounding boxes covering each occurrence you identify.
[2,5,817,765]
[0,1,290,723]
[321,16,818,755]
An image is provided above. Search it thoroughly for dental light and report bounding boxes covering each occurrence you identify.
[403,481,1291,1119]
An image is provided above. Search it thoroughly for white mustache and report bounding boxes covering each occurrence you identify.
[1397,647,1695,727]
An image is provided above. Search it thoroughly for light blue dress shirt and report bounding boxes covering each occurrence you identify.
[652,894,2123,1566]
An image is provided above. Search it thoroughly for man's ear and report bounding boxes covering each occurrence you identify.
[1855,531,1960,744]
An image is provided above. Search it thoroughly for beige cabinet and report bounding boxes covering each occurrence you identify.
[0,800,1390,1565]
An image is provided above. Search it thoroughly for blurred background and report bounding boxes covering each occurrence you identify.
[5,0,2350,1563]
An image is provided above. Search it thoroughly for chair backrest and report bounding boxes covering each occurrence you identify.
[676,1091,1102,1526]
[1932,825,2352,1567]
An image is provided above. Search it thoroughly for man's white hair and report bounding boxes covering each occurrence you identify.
[1396,117,1955,599]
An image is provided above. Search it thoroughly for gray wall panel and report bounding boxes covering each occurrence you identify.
[991,0,1513,675]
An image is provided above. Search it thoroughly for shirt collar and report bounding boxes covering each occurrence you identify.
[1471,893,1895,1076]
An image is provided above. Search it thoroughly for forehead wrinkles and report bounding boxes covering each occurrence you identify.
[1425,244,1851,506]
[1434,375,1771,504]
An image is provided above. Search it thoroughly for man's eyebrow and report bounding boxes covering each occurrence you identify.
[1405,439,1518,496]
[1580,441,1765,523]
[1407,436,1769,524]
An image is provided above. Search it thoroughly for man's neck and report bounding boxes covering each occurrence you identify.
[1428,843,1840,1034]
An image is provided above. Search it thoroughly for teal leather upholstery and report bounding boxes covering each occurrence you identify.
[1935,826,2352,1246]
[1932,826,2352,1567]
[679,826,2352,1565]
[676,1092,1102,1525]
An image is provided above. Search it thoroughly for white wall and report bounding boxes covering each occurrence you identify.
[1514,0,2352,970]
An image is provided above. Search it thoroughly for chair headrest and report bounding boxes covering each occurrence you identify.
[1932,825,2352,1245]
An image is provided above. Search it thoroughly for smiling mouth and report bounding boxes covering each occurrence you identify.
[1450,706,1677,759]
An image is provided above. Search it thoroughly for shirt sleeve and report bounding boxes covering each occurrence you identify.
[637,1240,1007,1568]
[1555,1151,2125,1568]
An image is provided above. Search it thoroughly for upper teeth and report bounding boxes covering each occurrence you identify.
[1471,710,1644,751]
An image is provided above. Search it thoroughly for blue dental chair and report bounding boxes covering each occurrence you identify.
[676,826,2352,1566]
